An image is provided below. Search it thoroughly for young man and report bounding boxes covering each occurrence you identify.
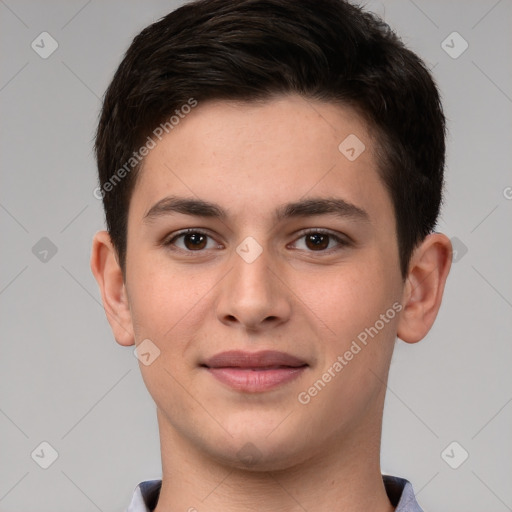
[90,0,452,510]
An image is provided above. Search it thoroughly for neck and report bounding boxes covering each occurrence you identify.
[153,405,394,512]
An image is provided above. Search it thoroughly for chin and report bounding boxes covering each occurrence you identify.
[204,425,314,473]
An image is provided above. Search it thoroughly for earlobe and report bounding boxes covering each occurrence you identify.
[90,230,135,346]
[397,233,452,344]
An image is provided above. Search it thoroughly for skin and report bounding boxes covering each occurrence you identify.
[91,94,451,512]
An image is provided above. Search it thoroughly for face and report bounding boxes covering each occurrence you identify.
[123,95,405,469]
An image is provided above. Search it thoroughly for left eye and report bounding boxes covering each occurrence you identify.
[290,230,349,252]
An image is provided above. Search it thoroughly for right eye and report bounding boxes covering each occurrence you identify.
[164,229,223,253]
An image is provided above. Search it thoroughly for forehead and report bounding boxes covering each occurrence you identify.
[130,94,393,228]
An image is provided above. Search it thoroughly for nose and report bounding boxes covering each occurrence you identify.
[215,241,292,333]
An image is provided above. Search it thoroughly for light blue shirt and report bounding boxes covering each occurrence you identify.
[125,475,423,511]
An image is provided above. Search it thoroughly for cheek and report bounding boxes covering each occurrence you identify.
[127,263,207,412]
[298,268,399,424]
[305,261,401,405]
[127,255,219,356]
[310,262,397,341]
[127,255,189,340]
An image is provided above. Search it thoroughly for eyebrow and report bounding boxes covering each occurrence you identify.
[143,195,370,224]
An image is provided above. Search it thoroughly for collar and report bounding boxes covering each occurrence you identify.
[125,475,423,512]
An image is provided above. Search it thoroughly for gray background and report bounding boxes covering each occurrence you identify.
[0,0,511,511]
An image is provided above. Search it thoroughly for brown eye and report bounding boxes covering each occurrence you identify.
[304,233,330,251]
[182,232,207,250]
[292,229,350,253]
[165,229,218,252]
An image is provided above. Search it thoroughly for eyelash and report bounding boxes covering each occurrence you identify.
[163,228,351,255]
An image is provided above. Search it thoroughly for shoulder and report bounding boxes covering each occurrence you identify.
[383,475,424,512]
[125,479,162,512]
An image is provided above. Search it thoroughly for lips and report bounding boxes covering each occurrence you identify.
[203,350,308,369]
[202,350,308,392]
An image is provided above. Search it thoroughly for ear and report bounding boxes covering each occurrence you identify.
[90,230,135,346]
[397,233,452,344]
